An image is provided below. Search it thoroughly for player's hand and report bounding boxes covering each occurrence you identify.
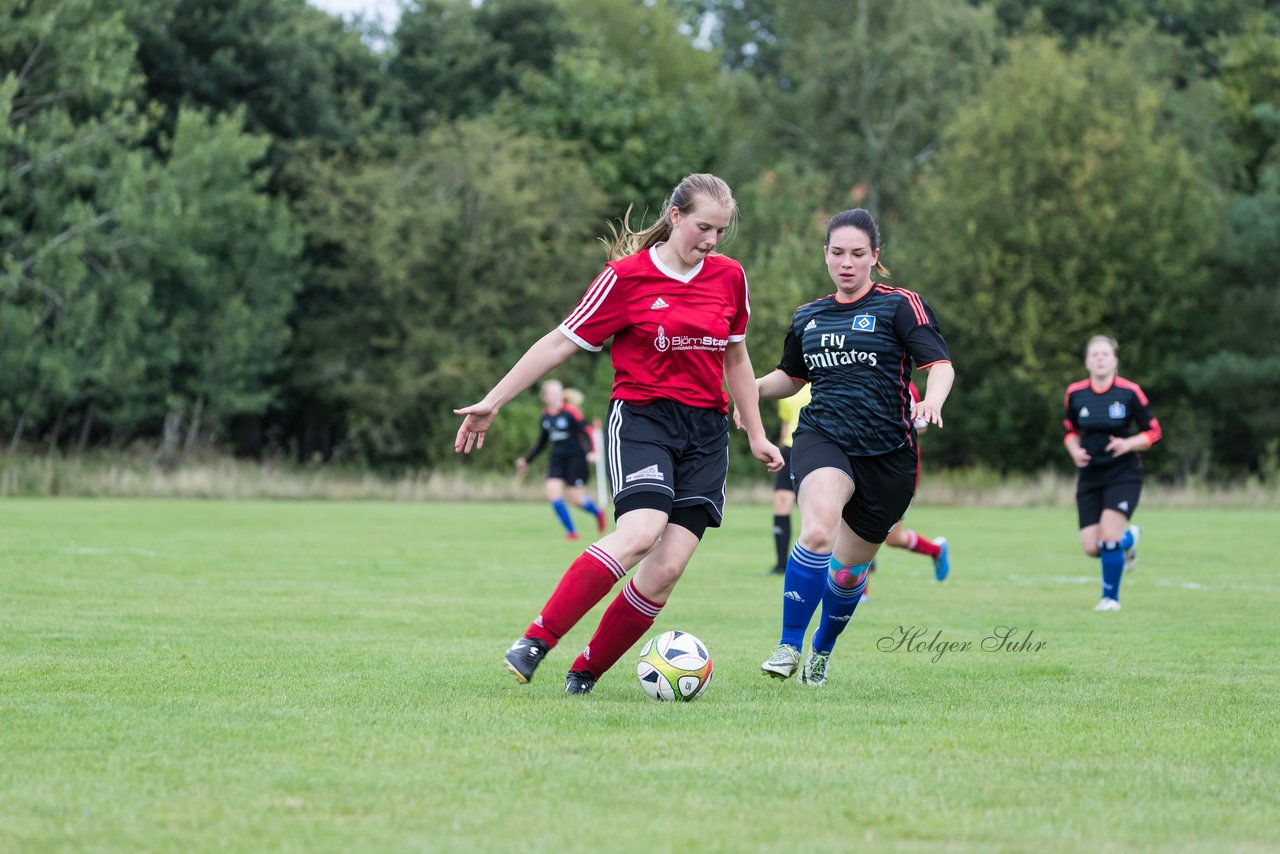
[514,458,529,475]
[454,400,498,453]
[914,401,944,428]
[731,407,745,431]
[1105,435,1131,457]
[1069,446,1091,467]
[750,436,785,473]
[586,452,598,464]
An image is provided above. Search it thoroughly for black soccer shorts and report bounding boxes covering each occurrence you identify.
[546,453,589,487]
[603,399,729,527]
[1076,459,1143,528]
[790,429,918,544]
[773,445,795,493]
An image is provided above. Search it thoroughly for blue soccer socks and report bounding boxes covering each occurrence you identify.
[780,544,829,650]
[1099,540,1124,602]
[551,499,575,534]
[811,559,870,655]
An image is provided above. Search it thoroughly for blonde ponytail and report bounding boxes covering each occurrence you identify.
[601,173,737,261]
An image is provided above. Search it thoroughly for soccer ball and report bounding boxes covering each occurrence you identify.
[636,630,713,701]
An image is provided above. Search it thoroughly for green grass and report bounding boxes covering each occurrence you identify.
[2,499,1277,853]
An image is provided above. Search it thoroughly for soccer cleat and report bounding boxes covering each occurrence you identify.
[760,643,801,680]
[1124,525,1140,572]
[565,670,596,695]
[1093,598,1121,612]
[566,531,580,542]
[799,650,830,686]
[596,509,608,533]
[504,636,550,684]
[933,537,950,582]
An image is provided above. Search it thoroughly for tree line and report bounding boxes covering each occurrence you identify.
[2,0,1276,480]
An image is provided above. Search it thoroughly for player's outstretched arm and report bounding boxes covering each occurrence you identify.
[454,330,580,454]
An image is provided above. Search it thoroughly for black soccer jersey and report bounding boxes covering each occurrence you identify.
[777,284,951,456]
[1063,377,1161,472]
[525,406,592,462]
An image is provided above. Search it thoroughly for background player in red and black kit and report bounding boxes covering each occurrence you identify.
[455,173,783,695]
[515,379,606,540]
[753,208,954,687]
[1063,334,1162,611]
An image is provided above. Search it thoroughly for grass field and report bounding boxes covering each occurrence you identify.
[2,498,1278,852]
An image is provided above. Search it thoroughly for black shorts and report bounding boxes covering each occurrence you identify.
[547,454,589,487]
[790,429,917,544]
[1076,460,1143,528]
[774,445,795,492]
[604,399,729,526]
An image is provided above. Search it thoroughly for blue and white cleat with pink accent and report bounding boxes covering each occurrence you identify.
[933,537,950,582]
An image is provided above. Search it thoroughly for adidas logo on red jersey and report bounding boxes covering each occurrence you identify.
[649,297,670,310]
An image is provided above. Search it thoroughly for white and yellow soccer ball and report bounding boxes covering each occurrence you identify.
[636,630,713,701]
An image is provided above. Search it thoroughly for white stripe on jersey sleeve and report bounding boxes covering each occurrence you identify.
[558,323,603,352]
[562,267,617,333]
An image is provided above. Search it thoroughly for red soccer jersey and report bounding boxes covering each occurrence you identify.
[558,246,750,413]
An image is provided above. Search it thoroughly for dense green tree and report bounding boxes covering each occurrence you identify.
[1,0,152,447]
[898,36,1219,475]
[1216,14,1280,185]
[116,109,302,451]
[2,0,302,451]
[684,0,998,226]
[673,0,782,74]
[1153,0,1279,51]
[500,0,732,211]
[497,45,723,213]
[128,0,386,147]
[284,118,606,466]
[729,164,836,360]
[769,0,999,221]
[388,0,572,132]
[562,0,722,92]
[1184,18,1280,474]
[981,0,1271,48]
[983,0,1147,42]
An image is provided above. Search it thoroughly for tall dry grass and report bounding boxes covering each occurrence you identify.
[3,452,1277,507]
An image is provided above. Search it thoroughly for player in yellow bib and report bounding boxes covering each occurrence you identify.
[767,384,812,574]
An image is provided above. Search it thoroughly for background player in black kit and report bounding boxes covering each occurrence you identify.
[1063,334,1162,611]
[515,379,606,540]
[753,208,954,686]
